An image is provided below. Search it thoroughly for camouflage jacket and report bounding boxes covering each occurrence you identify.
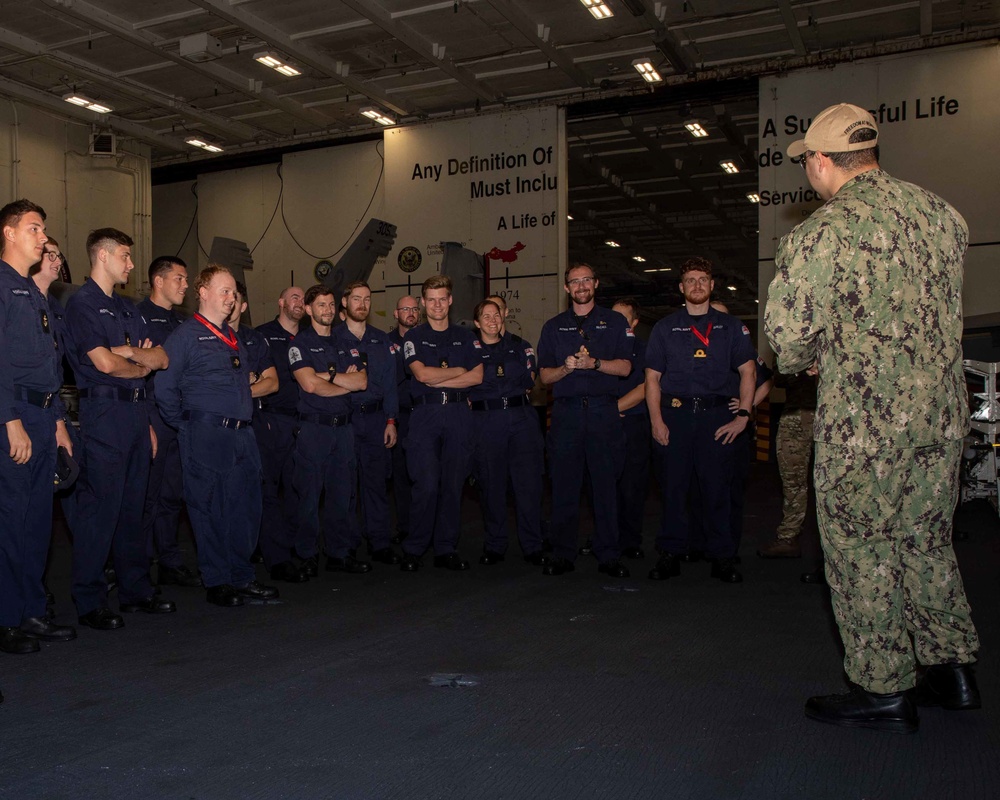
[765,168,970,448]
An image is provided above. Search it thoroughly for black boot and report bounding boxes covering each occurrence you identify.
[913,663,981,710]
[805,683,918,733]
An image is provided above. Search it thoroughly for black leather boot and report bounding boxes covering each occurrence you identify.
[805,683,918,733]
[913,663,981,710]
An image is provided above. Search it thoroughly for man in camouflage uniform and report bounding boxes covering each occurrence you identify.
[765,103,981,734]
[757,372,816,560]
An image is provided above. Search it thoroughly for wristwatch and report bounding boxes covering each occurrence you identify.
[593,359,602,371]
[735,408,750,418]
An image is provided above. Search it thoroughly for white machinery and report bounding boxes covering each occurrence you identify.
[960,360,1000,513]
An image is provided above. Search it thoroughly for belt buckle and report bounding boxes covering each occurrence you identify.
[42,392,54,409]
[222,417,231,428]
[501,397,509,410]
[582,396,589,408]
[132,387,141,402]
[440,392,449,405]
[692,397,703,412]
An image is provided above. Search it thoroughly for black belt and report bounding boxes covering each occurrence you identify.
[664,395,729,412]
[261,405,297,417]
[411,391,468,406]
[15,386,58,409]
[471,395,529,411]
[357,400,384,414]
[182,410,252,429]
[299,412,352,427]
[554,395,615,408]
[79,386,146,403]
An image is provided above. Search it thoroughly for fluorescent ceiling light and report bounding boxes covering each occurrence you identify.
[186,137,224,154]
[62,92,113,114]
[727,285,737,291]
[567,214,574,221]
[746,192,761,203]
[684,121,708,138]
[643,267,672,273]
[360,106,396,126]
[719,160,740,174]
[632,59,662,83]
[632,255,646,262]
[580,0,614,19]
[255,51,301,77]
[605,240,620,248]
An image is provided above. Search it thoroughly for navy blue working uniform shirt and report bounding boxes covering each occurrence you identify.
[65,280,150,392]
[402,323,481,398]
[0,261,62,424]
[256,319,299,412]
[135,297,182,405]
[537,306,634,398]
[388,328,413,410]
[469,332,536,402]
[288,326,364,416]
[618,335,648,418]
[334,323,399,417]
[237,324,274,377]
[645,307,756,398]
[156,316,253,427]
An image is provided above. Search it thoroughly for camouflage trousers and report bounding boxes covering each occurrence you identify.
[775,408,814,540]
[815,440,979,693]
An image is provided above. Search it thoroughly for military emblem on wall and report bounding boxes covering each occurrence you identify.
[398,246,422,273]
[314,259,334,281]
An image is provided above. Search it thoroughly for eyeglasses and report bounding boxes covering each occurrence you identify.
[396,306,419,313]
[682,276,711,286]
[796,151,816,170]
[567,276,595,287]
[43,252,63,262]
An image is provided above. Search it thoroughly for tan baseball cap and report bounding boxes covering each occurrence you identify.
[787,103,878,158]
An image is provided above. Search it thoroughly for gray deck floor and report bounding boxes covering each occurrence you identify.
[1,463,996,800]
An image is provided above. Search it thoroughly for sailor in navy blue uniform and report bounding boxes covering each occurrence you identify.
[388,295,419,544]
[538,264,633,578]
[136,256,200,588]
[289,284,369,574]
[644,257,757,584]
[230,281,279,431]
[470,300,547,566]
[157,265,278,608]
[254,286,309,581]
[66,228,177,629]
[612,298,651,561]
[30,237,79,535]
[336,281,401,565]
[0,200,77,654]
[400,274,483,572]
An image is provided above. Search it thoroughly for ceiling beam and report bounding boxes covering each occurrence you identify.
[0,75,187,152]
[40,0,336,131]
[186,0,413,117]
[0,27,266,142]
[337,0,503,104]
[776,0,807,56]
[919,0,933,36]
[484,0,593,89]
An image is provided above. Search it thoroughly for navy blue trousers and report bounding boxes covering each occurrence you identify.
[472,406,544,555]
[255,412,299,568]
[403,404,472,557]
[292,421,357,560]
[547,398,625,563]
[178,421,261,588]
[0,404,56,626]
[143,408,185,568]
[72,398,154,614]
[654,403,737,560]
[617,413,651,550]
[350,412,392,552]
[390,410,412,536]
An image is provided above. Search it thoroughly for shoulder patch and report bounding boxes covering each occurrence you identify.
[403,340,416,359]
[742,325,750,336]
[288,346,303,365]
[472,339,482,349]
